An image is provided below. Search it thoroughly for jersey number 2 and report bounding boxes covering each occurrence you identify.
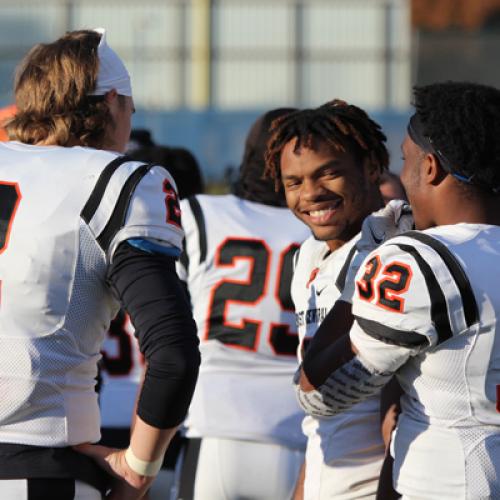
[163,180,181,228]
[205,238,299,356]
[356,255,412,313]
[0,182,22,306]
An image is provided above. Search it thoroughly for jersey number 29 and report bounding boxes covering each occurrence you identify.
[205,238,299,356]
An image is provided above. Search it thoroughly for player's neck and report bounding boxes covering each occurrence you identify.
[325,217,362,252]
[326,238,348,252]
[35,137,82,148]
[434,194,500,227]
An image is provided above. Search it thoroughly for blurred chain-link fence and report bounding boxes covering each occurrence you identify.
[0,0,411,111]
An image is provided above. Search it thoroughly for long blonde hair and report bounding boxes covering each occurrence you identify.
[6,30,115,148]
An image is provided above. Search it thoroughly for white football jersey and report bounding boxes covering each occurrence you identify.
[0,141,182,446]
[350,224,500,499]
[291,234,385,500]
[178,194,310,449]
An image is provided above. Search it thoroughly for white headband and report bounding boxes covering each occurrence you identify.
[90,28,132,97]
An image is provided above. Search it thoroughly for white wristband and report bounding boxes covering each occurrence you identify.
[124,447,163,477]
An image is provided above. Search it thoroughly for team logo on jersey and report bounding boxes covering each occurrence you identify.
[306,267,320,288]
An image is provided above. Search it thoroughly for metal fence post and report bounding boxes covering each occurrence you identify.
[191,0,212,109]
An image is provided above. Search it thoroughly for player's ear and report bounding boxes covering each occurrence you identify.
[424,152,446,187]
[104,88,118,103]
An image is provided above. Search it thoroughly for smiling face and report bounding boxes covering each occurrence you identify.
[280,138,381,249]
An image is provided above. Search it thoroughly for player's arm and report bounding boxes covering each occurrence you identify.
[77,242,200,498]
[379,377,402,451]
[109,241,199,433]
[295,240,439,418]
[292,461,306,500]
[77,163,200,498]
[297,226,479,418]
[376,377,403,500]
[298,302,403,499]
[301,199,414,383]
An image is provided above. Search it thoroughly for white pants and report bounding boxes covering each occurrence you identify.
[303,430,383,500]
[174,437,304,500]
[0,479,101,499]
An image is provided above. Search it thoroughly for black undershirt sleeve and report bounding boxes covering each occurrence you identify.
[107,241,200,428]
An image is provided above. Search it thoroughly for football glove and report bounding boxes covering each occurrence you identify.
[356,199,414,253]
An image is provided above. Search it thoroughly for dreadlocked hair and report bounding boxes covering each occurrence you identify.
[264,99,389,186]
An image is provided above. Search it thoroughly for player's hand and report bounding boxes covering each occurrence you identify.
[339,200,413,303]
[357,199,413,252]
[74,443,155,499]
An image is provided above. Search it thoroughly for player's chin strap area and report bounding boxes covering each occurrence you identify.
[293,356,393,418]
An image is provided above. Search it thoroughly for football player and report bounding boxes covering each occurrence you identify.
[173,108,310,499]
[296,82,500,499]
[98,137,205,499]
[0,29,200,500]
[264,100,400,499]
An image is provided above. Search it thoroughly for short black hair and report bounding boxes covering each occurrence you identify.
[264,99,389,185]
[413,81,500,194]
[127,128,155,152]
[129,145,204,199]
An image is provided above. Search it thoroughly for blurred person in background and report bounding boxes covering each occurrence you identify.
[173,108,310,500]
[126,128,204,198]
[379,171,407,204]
[0,105,16,141]
[265,100,406,499]
[0,29,200,500]
[126,128,156,152]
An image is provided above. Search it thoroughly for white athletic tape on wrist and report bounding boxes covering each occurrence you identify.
[124,447,163,477]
